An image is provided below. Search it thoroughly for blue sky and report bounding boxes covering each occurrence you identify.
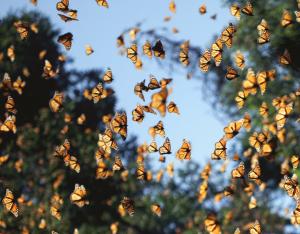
[1,0,233,167]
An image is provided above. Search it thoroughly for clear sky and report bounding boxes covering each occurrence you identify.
[1,0,233,168]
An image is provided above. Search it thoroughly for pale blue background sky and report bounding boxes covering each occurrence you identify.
[1,0,233,168]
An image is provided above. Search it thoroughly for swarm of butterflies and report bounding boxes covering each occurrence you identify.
[1,0,300,233]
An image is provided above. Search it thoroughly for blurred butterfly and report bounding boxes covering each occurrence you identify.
[103,68,113,83]
[291,203,300,225]
[198,180,208,203]
[204,213,221,234]
[248,163,262,185]
[7,45,15,62]
[230,4,241,20]
[199,50,211,72]
[152,40,165,59]
[275,103,293,130]
[225,66,239,80]
[85,45,94,55]
[127,44,138,64]
[176,139,191,160]
[179,41,189,66]
[167,101,179,114]
[159,155,166,163]
[231,162,245,178]
[30,0,37,5]
[211,138,227,160]
[110,222,119,234]
[14,21,29,40]
[91,83,107,103]
[159,137,171,155]
[160,78,172,88]
[136,162,146,180]
[166,163,174,177]
[150,88,168,116]
[199,4,207,15]
[98,128,118,153]
[249,220,261,234]
[2,189,18,217]
[143,41,152,58]
[112,155,124,171]
[149,120,165,138]
[43,60,59,79]
[156,169,164,182]
[223,119,243,139]
[291,155,300,169]
[50,203,62,220]
[0,154,9,165]
[116,35,124,47]
[49,91,64,112]
[221,23,236,48]
[279,49,292,65]
[56,0,69,12]
[257,70,275,95]
[295,11,300,23]
[243,68,258,95]
[77,113,86,125]
[135,57,143,70]
[211,38,223,66]
[5,96,17,114]
[235,50,245,70]
[243,112,251,131]
[96,0,109,8]
[142,105,156,114]
[57,32,73,50]
[169,1,176,13]
[241,1,254,16]
[0,115,17,134]
[0,73,12,93]
[70,184,89,207]
[248,196,257,209]
[96,160,112,179]
[121,197,134,216]
[151,203,161,217]
[281,9,293,27]
[13,77,26,95]
[110,112,127,140]
[129,28,140,41]
[134,80,147,101]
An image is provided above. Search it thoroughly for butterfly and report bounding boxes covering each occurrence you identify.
[142,105,156,114]
[0,115,17,134]
[243,112,251,131]
[43,60,59,79]
[295,11,300,23]
[243,68,258,95]
[148,75,161,90]
[199,4,207,15]
[110,112,127,140]
[143,41,152,58]
[91,83,107,103]
[257,19,270,44]
[279,49,292,65]
[291,203,300,225]
[221,23,236,48]
[167,101,179,114]
[56,0,69,12]
[179,41,189,66]
[98,128,118,153]
[248,196,257,210]
[204,213,221,234]
[211,38,223,66]
[54,138,70,157]
[149,121,165,138]
[235,51,245,70]
[136,162,146,180]
[121,197,134,216]
[147,141,158,153]
[249,220,261,234]
[132,105,145,123]
[151,203,161,217]
[134,80,147,101]
[5,96,17,114]
[96,160,112,179]
[225,66,239,80]
[257,70,276,95]
[230,4,241,20]
[49,91,64,112]
[50,203,62,220]
[176,139,191,160]
[231,162,245,178]
[127,44,138,64]
[248,163,262,185]
[14,21,30,40]
[248,131,269,152]
[166,163,174,177]
[223,119,243,139]
[77,113,86,125]
[275,103,293,130]
[169,1,176,13]
[13,77,26,95]
[69,156,80,173]
[160,78,172,88]
[70,184,89,207]
[2,189,18,217]
[159,137,171,154]
[7,45,15,62]
[198,180,208,203]
[150,88,168,116]
[156,169,164,182]
[241,1,254,16]
[281,9,293,27]
[291,155,300,169]
[152,40,165,59]
[280,174,300,198]
[57,32,73,50]
[85,45,94,55]
[58,13,78,22]
[102,68,113,83]
[116,35,124,47]
[0,154,9,165]
[96,0,109,8]
[110,222,119,234]
[211,138,227,160]
[112,155,124,171]
[199,50,211,72]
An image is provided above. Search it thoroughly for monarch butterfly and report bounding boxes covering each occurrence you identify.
[257,19,269,32]
[69,156,80,173]
[54,138,70,158]
[225,66,239,80]
[249,131,269,152]
[152,40,165,59]
[142,105,156,114]
[159,137,171,154]
[241,1,254,16]
[94,147,110,162]
[291,203,300,225]
[159,155,166,163]
[257,20,270,45]
[151,203,161,217]
[110,222,119,234]
[199,50,211,72]
[295,11,300,23]
[204,213,221,234]
[96,160,112,179]
[96,0,109,8]
[160,78,173,88]
[179,41,189,66]
[230,4,241,20]
[211,38,223,66]
[248,163,261,185]
[235,51,245,70]
[258,32,270,45]
[149,121,165,138]
[234,228,241,234]
[148,141,158,153]
[280,175,300,198]
[0,154,9,165]
[121,197,135,216]
[211,138,227,160]
[257,70,274,95]
[91,83,106,103]
[0,115,17,134]
[113,155,124,171]
[70,184,89,207]
[56,0,69,12]
[58,13,78,22]
[50,203,61,220]
[43,60,59,79]
[132,105,145,123]
[57,32,73,50]
[148,75,161,90]
[14,21,29,40]
[156,169,164,182]
[221,24,236,48]
[136,162,146,180]
[243,112,251,131]
[77,113,86,125]
[135,57,143,70]
[13,77,26,95]
[249,220,261,234]
[200,163,211,180]
[5,96,17,114]
[223,119,243,139]
[198,180,208,203]
[49,92,64,112]
[259,102,269,119]
[68,10,78,19]
[110,112,127,140]
[243,68,258,95]
[134,80,147,101]
[127,44,138,64]
[199,4,207,15]
[169,1,176,13]
[2,189,18,217]
[281,10,293,27]
[231,162,245,178]
[129,28,140,41]
[116,35,124,47]
[7,45,15,62]
[275,103,293,130]
[143,41,152,58]
[166,163,174,177]
[98,128,118,153]
[279,49,292,65]
[291,155,300,169]
[150,88,168,116]
[176,139,191,160]
[0,73,12,93]
[167,101,179,114]
[85,45,94,55]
